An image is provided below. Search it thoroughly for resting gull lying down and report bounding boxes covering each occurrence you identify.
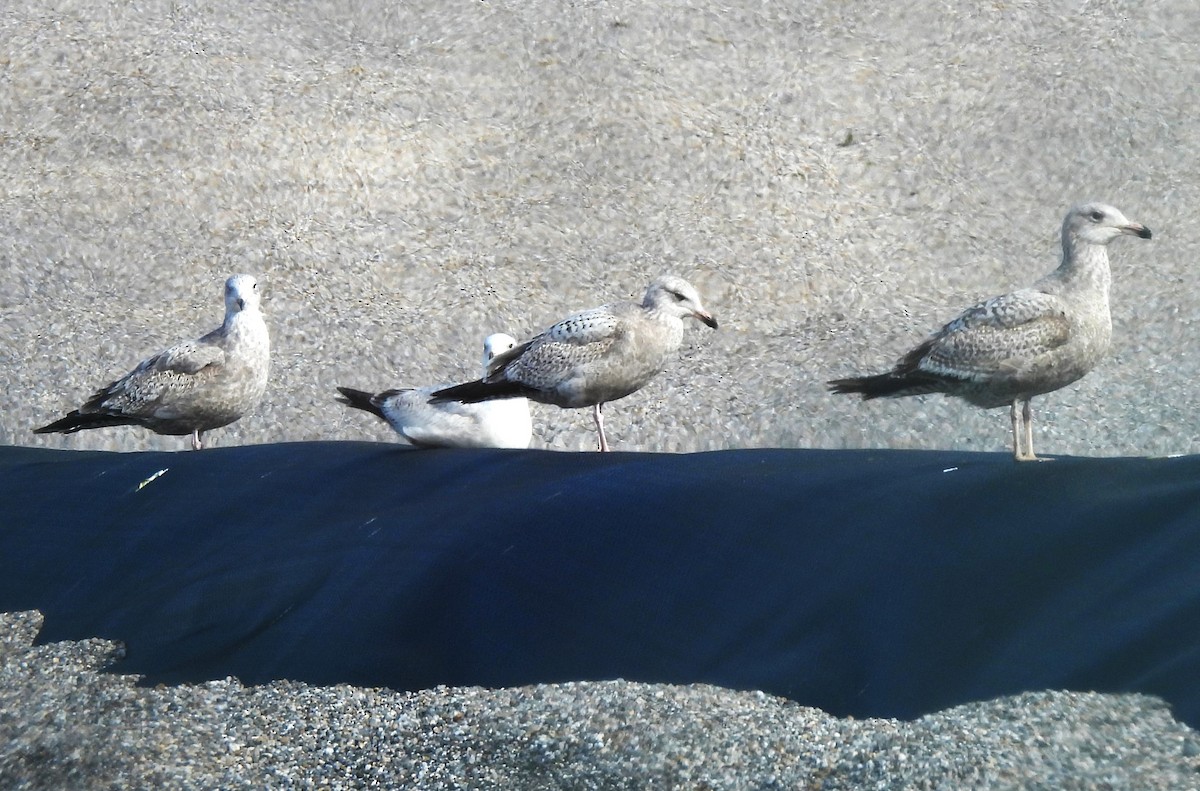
[432,275,718,452]
[34,274,270,451]
[337,333,533,449]
[828,202,1152,461]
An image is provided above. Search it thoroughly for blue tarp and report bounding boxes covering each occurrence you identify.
[2,442,1198,726]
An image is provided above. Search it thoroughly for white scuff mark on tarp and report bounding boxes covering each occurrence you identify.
[136,468,170,491]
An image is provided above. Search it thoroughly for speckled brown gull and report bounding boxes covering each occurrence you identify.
[432,275,718,452]
[337,333,533,449]
[829,203,1152,461]
[34,274,271,450]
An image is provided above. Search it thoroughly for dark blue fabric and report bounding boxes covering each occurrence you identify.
[2,442,1198,726]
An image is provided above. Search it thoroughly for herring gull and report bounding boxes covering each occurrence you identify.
[34,274,271,450]
[432,275,718,452]
[337,333,533,449]
[828,202,1152,461]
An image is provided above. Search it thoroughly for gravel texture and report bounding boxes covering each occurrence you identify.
[2,0,1196,456]
[3,611,1199,790]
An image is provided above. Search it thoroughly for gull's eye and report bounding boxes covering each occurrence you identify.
[670,290,686,302]
[1090,209,1105,222]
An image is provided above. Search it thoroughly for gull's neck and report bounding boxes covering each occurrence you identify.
[642,300,683,325]
[224,305,268,345]
[639,303,686,358]
[1055,233,1111,298]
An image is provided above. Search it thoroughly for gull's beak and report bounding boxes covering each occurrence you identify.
[236,297,246,311]
[1122,222,1152,239]
[695,310,719,330]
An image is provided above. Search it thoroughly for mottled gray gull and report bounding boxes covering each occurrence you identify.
[35,274,271,450]
[828,202,1152,461]
[337,333,533,449]
[432,275,718,452]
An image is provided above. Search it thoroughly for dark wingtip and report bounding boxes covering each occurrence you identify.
[335,385,367,402]
[827,378,863,396]
[432,379,528,404]
[33,411,98,435]
[429,380,485,404]
[336,387,385,419]
[827,374,905,401]
[33,415,74,434]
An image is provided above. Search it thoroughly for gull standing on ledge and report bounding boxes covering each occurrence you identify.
[431,275,718,452]
[828,202,1152,461]
[337,333,533,449]
[35,274,271,450]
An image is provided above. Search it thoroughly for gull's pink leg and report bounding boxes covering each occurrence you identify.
[593,403,609,452]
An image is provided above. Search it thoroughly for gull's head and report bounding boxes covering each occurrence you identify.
[225,274,261,314]
[1064,202,1152,246]
[482,332,520,373]
[644,275,718,329]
